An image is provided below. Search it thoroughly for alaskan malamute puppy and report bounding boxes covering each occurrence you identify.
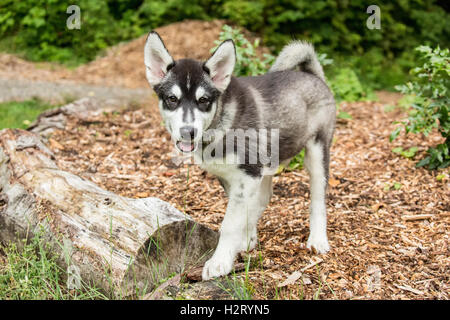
[144,32,336,280]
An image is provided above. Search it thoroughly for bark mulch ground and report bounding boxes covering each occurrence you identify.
[48,98,449,300]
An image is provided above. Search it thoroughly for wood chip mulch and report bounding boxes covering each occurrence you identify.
[48,99,449,300]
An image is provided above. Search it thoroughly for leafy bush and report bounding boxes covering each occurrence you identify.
[0,0,125,65]
[331,48,415,90]
[240,1,449,55]
[222,0,448,89]
[211,24,275,77]
[390,45,450,169]
[329,68,366,102]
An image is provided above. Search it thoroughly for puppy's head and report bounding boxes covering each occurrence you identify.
[144,32,236,153]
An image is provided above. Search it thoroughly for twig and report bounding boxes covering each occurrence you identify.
[401,214,434,221]
[300,258,323,272]
[394,284,424,295]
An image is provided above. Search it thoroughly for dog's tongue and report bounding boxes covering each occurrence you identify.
[177,141,195,153]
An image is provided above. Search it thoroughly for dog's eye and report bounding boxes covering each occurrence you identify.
[198,97,208,104]
[168,96,178,103]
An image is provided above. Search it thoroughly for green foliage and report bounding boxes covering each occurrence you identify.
[383,181,402,191]
[286,149,305,171]
[0,99,57,130]
[294,1,448,53]
[340,48,415,90]
[392,146,419,159]
[0,0,123,65]
[329,68,366,102]
[224,0,448,89]
[211,24,275,77]
[222,1,264,31]
[391,45,450,169]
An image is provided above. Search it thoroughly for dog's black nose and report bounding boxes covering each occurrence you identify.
[180,126,197,140]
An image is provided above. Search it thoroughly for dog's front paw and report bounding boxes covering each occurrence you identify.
[202,254,234,281]
[306,234,330,254]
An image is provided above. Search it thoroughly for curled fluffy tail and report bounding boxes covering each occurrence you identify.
[269,41,325,82]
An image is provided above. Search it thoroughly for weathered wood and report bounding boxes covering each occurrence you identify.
[0,128,218,296]
[27,97,121,136]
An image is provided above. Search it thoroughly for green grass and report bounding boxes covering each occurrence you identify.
[0,99,57,130]
[0,232,107,300]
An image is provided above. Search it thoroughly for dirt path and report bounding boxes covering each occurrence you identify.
[0,78,151,104]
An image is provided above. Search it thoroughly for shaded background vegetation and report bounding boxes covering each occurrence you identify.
[0,0,449,89]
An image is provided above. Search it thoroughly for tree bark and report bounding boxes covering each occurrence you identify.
[0,128,218,296]
[27,97,121,136]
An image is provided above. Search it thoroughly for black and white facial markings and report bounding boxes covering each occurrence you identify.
[144,32,236,153]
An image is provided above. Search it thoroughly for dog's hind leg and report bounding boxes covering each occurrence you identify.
[304,135,330,253]
[217,177,230,196]
[259,175,273,208]
[245,174,273,251]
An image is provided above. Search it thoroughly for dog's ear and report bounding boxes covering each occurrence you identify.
[144,31,174,87]
[204,40,236,92]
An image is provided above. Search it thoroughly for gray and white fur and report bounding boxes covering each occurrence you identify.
[144,32,336,280]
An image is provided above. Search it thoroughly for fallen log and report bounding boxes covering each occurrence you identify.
[27,97,121,136]
[0,128,218,296]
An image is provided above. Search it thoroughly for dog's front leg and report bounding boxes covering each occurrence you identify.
[202,175,262,280]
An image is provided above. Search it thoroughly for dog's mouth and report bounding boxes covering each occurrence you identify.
[175,141,196,153]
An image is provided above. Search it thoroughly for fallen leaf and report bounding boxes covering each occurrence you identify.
[302,276,312,285]
[329,178,341,187]
[278,271,302,288]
